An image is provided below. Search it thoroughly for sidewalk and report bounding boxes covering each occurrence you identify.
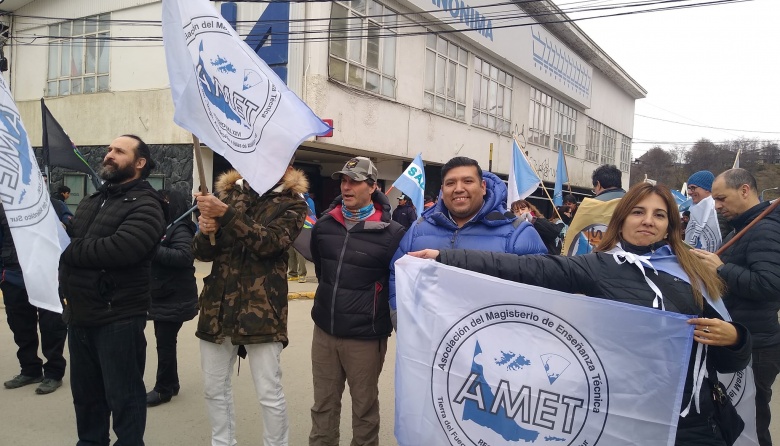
[194,260,318,300]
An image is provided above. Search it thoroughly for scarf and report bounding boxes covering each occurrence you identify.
[605,240,731,417]
[342,202,375,222]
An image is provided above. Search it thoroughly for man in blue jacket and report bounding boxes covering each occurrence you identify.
[389,156,547,328]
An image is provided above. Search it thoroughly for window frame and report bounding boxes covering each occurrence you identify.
[600,125,617,165]
[328,0,398,99]
[553,100,577,156]
[423,34,468,121]
[586,117,601,163]
[472,57,512,134]
[46,14,111,97]
[620,134,632,172]
[528,87,552,148]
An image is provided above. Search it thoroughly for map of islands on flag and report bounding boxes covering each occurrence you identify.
[394,256,694,446]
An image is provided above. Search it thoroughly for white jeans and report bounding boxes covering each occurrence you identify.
[200,338,289,446]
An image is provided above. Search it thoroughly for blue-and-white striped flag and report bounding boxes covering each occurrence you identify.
[162,0,331,195]
[507,140,540,205]
[0,76,64,312]
[553,143,568,206]
[391,153,426,212]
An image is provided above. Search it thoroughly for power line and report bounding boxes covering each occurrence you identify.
[6,0,755,47]
[636,114,780,134]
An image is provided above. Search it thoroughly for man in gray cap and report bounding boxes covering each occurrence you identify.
[392,194,417,229]
[308,157,405,446]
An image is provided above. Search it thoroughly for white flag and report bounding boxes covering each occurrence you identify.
[0,76,63,312]
[685,195,722,252]
[394,256,693,446]
[162,0,330,195]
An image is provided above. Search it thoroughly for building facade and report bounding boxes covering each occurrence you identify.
[4,0,645,215]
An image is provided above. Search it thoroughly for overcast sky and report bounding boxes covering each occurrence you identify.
[569,0,780,160]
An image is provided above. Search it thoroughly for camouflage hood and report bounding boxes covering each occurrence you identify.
[216,168,309,197]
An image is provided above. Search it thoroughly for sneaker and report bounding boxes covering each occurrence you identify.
[35,378,62,395]
[146,390,173,407]
[4,374,43,389]
[298,276,307,283]
[287,275,299,281]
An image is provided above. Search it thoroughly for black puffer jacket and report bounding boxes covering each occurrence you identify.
[60,179,167,326]
[438,243,751,446]
[310,192,406,339]
[719,201,780,348]
[149,220,198,322]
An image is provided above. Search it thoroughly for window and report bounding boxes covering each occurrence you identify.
[585,117,600,163]
[620,134,631,172]
[600,125,617,165]
[328,0,397,98]
[553,100,577,155]
[528,87,552,148]
[47,14,110,97]
[424,34,467,120]
[472,57,512,133]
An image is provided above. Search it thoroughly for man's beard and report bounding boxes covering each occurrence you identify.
[99,162,137,183]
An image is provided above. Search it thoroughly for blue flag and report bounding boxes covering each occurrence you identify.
[507,140,541,205]
[392,153,426,212]
[553,143,568,206]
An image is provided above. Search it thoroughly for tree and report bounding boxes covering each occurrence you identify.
[630,146,677,187]
[684,139,734,175]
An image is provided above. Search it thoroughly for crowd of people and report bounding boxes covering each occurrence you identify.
[1,139,778,446]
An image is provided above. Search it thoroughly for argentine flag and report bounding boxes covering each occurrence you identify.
[553,143,568,206]
[391,153,426,212]
[507,140,540,205]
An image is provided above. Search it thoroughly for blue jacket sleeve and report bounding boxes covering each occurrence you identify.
[389,227,415,311]
[508,220,548,255]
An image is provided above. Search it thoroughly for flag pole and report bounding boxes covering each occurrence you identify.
[513,135,563,222]
[561,144,573,193]
[192,135,216,245]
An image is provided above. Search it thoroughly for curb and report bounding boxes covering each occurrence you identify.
[288,292,315,300]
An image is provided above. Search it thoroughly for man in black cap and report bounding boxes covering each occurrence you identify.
[392,194,417,230]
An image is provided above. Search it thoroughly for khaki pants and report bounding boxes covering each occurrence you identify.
[287,247,307,277]
[309,326,387,446]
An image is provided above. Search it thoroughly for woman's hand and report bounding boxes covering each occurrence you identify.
[688,317,739,347]
[409,249,440,260]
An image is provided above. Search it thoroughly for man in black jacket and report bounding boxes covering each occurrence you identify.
[693,168,780,446]
[392,194,417,229]
[59,135,166,445]
[309,157,405,446]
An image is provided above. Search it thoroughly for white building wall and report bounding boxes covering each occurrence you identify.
[7,0,643,191]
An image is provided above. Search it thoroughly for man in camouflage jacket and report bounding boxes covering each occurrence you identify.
[193,165,308,446]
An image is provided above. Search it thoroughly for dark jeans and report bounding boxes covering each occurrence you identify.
[754,344,780,446]
[1,281,67,380]
[152,320,183,395]
[69,317,147,446]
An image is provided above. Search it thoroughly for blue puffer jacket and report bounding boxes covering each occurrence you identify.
[389,171,547,310]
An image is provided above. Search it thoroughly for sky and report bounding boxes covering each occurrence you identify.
[568,0,780,160]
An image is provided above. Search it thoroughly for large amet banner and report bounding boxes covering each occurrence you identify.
[394,256,693,446]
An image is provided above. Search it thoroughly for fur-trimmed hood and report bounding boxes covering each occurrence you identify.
[215,168,309,196]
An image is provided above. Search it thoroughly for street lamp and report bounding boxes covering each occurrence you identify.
[760,187,779,202]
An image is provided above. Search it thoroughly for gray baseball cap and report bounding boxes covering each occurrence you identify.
[331,157,378,182]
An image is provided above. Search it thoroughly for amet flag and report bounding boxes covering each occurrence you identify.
[0,77,63,312]
[561,197,620,256]
[394,256,694,446]
[162,0,331,195]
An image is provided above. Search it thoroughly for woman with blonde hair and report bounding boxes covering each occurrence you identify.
[510,199,561,254]
[413,182,751,445]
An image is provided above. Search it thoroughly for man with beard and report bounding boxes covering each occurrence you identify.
[59,134,166,445]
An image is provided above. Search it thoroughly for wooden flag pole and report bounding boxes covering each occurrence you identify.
[513,135,563,222]
[192,135,216,246]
